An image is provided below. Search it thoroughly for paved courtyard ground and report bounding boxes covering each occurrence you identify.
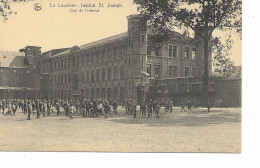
[0,107,241,152]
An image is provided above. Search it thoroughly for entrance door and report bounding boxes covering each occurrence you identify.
[137,86,145,104]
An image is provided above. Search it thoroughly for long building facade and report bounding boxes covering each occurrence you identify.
[2,14,219,105]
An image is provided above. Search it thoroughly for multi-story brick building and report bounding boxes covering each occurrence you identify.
[0,50,39,99]
[3,14,215,103]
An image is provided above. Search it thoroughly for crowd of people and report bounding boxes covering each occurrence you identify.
[0,99,119,120]
[0,98,207,120]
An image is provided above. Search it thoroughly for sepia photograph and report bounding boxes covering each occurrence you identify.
[0,0,242,153]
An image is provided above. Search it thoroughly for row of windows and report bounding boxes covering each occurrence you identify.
[51,66,125,85]
[49,46,125,72]
[147,64,198,78]
[146,44,196,60]
[50,87,126,100]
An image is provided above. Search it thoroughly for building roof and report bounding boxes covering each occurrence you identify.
[0,51,25,68]
[42,47,72,58]
[79,32,128,50]
[51,32,128,58]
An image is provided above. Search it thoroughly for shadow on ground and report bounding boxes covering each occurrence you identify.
[109,108,241,127]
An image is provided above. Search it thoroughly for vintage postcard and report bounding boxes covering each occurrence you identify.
[0,0,241,152]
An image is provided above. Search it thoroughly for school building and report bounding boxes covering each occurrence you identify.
[0,14,241,106]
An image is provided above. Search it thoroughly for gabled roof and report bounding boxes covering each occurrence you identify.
[42,47,72,58]
[79,32,128,50]
[51,32,128,58]
[0,51,25,68]
[49,30,195,58]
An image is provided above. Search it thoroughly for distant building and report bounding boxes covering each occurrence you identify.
[0,51,39,99]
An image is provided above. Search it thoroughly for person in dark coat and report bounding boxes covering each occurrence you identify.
[187,101,192,112]
[140,102,146,118]
[27,102,31,120]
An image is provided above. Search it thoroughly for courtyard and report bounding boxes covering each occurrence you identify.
[0,107,241,152]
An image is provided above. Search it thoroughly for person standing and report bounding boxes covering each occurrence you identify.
[140,102,146,118]
[132,102,137,118]
[56,103,61,116]
[112,101,118,115]
[27,102,31,120]
[187,101,192,112]
[169,100,173,113]
[47,102,51,116]
[103,102,109,119]
[155,103,161,118]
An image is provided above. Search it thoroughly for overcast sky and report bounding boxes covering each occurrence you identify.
[0,0,241,65]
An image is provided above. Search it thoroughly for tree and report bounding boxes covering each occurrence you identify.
[0,0,28,22]
[0,0,14,22]
[134,0,242,106]
[212,35,236,78]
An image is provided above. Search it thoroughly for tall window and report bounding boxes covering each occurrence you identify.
[90,53,94,63]
[107,88,111,99]
[96,88,100,98]
[169,66,173,77]
[73,75,78,90]
[102,88,106,98]
[154,65,160,78]
[169,66,177,77]
[155,44,162,56]
[169,45,177,58]
[147,64,151,77]
[73,57,76,67]
[86,71,89,82]
[128,57,131,67]
[86,54,89,64]
[114,87,118,99]
[61,60,63,69]
[96,69,100,81]
[147,43,152,56]
[185,67,190,77]
[102,68,106,81]
[77,56,79,66]
[102,50,105,61]
[184,47,189,59]
[96,51,100,62]
[192,48,196,60]
[86,89,89,98]
[147,34,152,42]
[61,75,63,84]
[120,65,124,79]
[68,58,71,68]
[114,47,117,59]
[120,87,124,100]
[91,70,94,81]
[58,75,60,84]
[65,74,67,83]
[58,61,60,70]
[81,55,84,65]
[192,67,197,76]
[64,59,67,69]
[121,46,124,57]
[82,72,84,82]
[114,66,118,80]
[68,74,70,83]
[108,67,111,80]
[93,52,97,63]
[108,48,111,60]
[141,34,146,43]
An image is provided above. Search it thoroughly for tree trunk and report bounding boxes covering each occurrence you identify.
[203,36,210,107]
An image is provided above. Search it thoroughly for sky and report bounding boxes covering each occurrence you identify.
[0,0,241,66]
